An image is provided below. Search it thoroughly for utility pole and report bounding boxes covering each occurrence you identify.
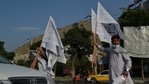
[127,0,143,9]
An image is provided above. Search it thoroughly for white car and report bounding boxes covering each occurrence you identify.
[0,55,53,84]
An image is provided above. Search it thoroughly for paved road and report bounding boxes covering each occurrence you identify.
[54,76,149,84]
[54,76,91,84]
[55,80,109,84]
[55,81,91,84]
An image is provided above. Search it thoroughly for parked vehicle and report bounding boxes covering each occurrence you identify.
[87,70,109,84]
[0,55,51,84]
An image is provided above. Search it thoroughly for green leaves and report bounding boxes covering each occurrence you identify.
[118,9,149,26]
[62,22,92,58]
[0,41,15,60]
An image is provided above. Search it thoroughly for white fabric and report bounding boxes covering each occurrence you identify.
[96,2,111,43]
[46,74,56,84]
[95,2,125,44]
[97,2,117,24]
[96,22,111,43]
[38,56,55,77]
[41,16,63,56]
[123,26,149,58]
[38,57,47,70]
[113,75,126,84]
[91,8,97,33]
[40,16,66,76]
[41,16,66,63]
[47,52,58,69]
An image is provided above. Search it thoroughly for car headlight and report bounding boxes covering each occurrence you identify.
[87,77,91,81]
[0,80,12,84]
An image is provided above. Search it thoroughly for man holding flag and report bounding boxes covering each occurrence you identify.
[92,2,134,84]
[97,35,134,84]
[30,16,66,84]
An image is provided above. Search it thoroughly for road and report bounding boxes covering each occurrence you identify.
[54,76,90,84]
[55,81,90,84]
[54,77,108,84]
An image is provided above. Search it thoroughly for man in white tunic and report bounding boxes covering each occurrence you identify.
[98,35,134,84]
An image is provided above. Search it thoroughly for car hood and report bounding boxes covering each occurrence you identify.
[0,64,46,80]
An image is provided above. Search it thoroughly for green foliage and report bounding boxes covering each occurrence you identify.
[4,52,15,60]
[118,9,149,26]
[0,41,15,60]
[62,23,92,58]
[17,60,30,67]
[75,56,91,69]
[0,41,6,55]
[55,62,66,76]
[30,41,42,50]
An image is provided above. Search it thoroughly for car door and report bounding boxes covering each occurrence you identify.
[96,70,109,82]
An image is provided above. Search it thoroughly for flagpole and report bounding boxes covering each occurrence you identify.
[92,20,98,75]
[92,33,97,75]
[91,8,98,75]
[30,47,42,69]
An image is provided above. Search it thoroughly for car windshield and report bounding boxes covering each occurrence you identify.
[0,56,13,64]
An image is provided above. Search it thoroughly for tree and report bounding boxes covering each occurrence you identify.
[0,41,6,55]
[17,59,30,67]
[118,9,149,26]
[30,40,42,50]
[0,41,15,60]
[62,23,92,79]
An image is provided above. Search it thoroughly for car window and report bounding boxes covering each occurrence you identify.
[100,71,109,75]
[0,56,13,64]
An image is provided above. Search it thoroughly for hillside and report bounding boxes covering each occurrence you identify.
[13,20,91,62]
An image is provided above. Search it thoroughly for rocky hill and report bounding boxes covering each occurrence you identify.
[13,20,91,62]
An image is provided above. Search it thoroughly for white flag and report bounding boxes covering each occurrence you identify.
[91,8,97,33]
[41,16,66,69]
[91,7,110,43]
[96,2,125,44]
[96,2,111,43]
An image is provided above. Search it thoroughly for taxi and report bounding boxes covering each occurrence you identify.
[87,70,109,84]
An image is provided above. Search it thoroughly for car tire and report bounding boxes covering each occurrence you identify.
[90,77,97,84]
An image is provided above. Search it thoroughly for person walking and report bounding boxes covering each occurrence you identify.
[97,35,134,84]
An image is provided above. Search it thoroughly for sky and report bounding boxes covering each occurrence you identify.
[0,0,135,51]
